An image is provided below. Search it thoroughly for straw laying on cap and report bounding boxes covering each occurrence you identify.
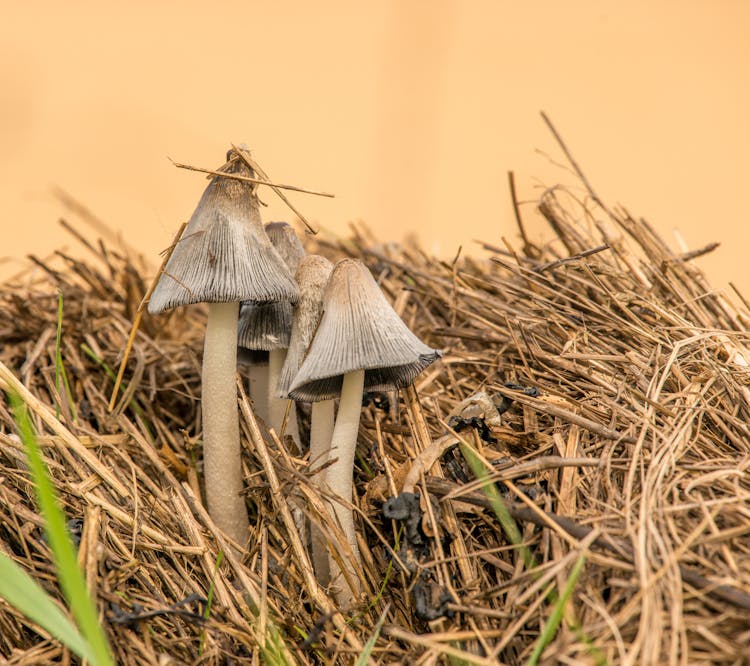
[148,159,298,314]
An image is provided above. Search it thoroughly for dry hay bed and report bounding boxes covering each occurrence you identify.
[1,179,750,665]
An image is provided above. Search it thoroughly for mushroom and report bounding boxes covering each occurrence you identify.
[277,254,335,581]
[238,222,305,442]
[289,258,441,606]
[148,150,298,544]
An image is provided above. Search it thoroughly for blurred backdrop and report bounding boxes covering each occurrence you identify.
[1,1,748,294]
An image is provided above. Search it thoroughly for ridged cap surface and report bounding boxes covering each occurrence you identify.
[237,222,305,350]
[288,258,441,401]
[277,255,334,397]
[148,153,298,314]
[264,222,306,274]
[237,301,292,351]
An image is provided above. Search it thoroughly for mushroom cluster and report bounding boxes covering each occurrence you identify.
[149,147,441,610]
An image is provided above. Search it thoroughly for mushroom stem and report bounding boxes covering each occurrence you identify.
[246,360,270,424]
[310,398,335,583]
[326,369,365,606]
[310,399,335,473]
[203,301,249,544]
[268,348,300,447]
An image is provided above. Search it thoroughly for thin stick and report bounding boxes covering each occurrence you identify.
[507,171,536,256]
[729,281,750,314]
[107,222,187,411]
[534,243,610,273]
[493,385,636,443]
[673,242,721,263]
[169,159,335,199]
[230,144,319,235]
[539,111,608,214]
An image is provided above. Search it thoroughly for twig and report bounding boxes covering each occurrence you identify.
[493,385,636,444]
[508,171,539,258]
[671,242,721,263]
[539,111,610,216]
[230,144,319,235]
[169,159,335,199]
[534,243,610,273]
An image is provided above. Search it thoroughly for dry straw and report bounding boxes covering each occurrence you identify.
[1,128,750,663]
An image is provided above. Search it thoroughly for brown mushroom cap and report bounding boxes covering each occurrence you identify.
[288,258,441,401]
[148,153,298,314]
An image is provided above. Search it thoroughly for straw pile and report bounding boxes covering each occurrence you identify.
[1,151,749,664]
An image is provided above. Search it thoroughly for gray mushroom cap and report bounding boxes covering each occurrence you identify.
[264,222,306,274]
[237,222,305,350]
[277,254,334,398]
[288,258,442,401]
[147,152,298,314]
[237,301,292,351]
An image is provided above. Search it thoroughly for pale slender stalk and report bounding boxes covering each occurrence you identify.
[310,399,335,473]
[203,302,249,544]
[310,399,335,584]
[326,370,364,607]
[268,348,300,448]
[268,349,304,553]
[246,360,270,424]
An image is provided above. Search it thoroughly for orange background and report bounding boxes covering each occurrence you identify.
[2,1,748,295]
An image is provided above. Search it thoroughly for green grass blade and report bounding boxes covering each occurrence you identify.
[199,550,224,655]
[0,551,93,660]
[526,552,587,666]
[355,603,389,666]
[460,439,605,663]
[459,441,536,569]
[259,619,295,666]
[9,391,114,666]
[203,550,223,621]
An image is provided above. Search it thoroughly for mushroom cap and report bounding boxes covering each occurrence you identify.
[277,255,334,397]
[288,258,442,401]
[147,152,298,314]
[264,222,306,274]
[237,301,292,351]
[237,222,305,350]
